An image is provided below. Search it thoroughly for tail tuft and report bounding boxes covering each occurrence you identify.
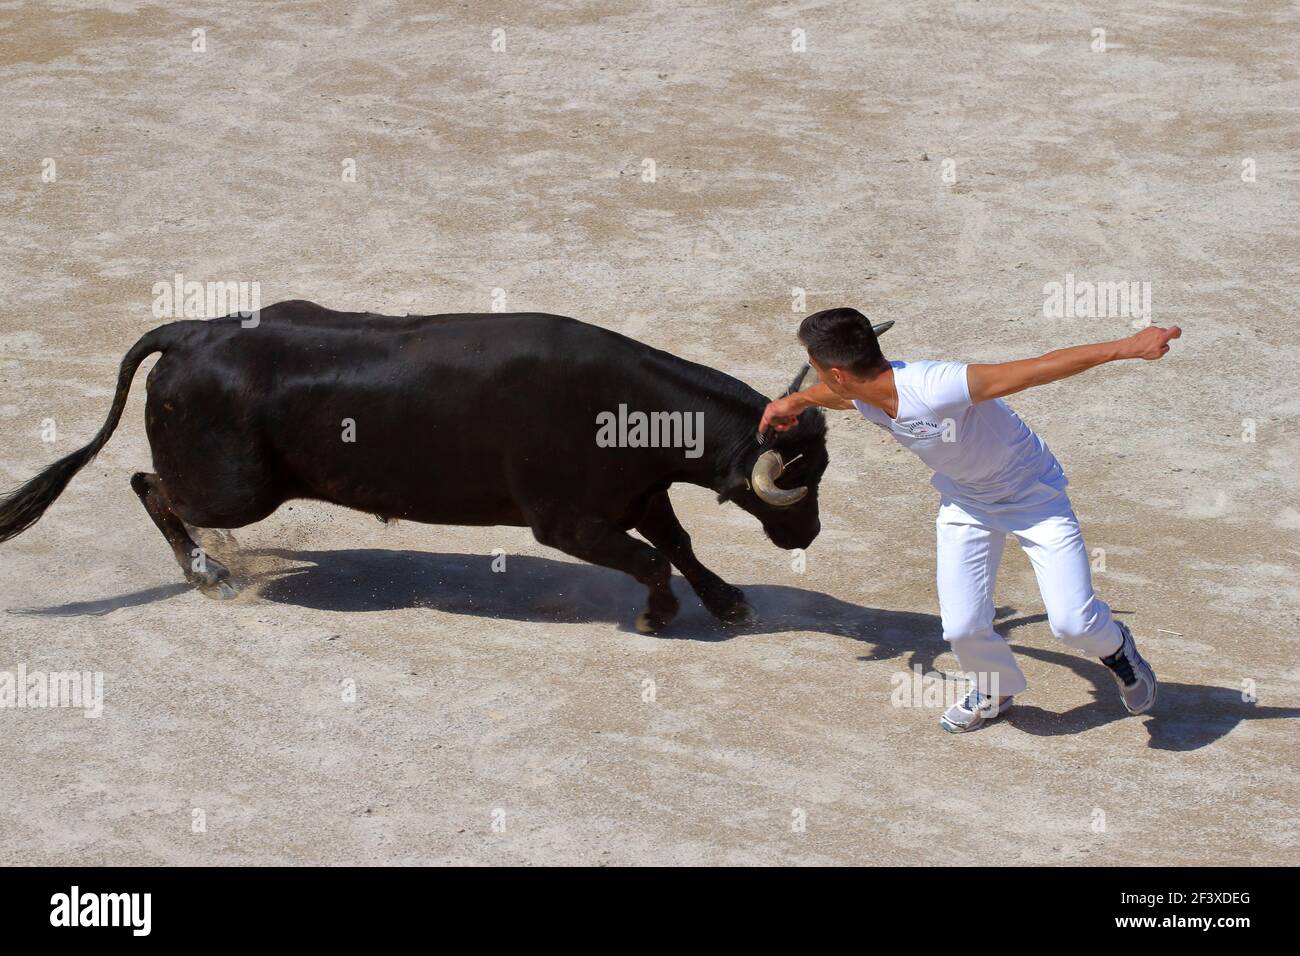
[0,446,101,543]
[0,323,175,544]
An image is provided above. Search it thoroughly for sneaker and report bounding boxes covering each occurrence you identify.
[940,688,1014,734]
[1100,622,1157,715]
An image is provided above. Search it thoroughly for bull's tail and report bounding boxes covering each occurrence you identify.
[0,324,180,543]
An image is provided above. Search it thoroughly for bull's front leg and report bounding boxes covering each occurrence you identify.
[529,509,679,634]
[635,491,753,625]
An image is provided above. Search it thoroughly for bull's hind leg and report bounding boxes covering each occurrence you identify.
[635,491,752,625]
[130,472,237,599]
[531,511,678,634]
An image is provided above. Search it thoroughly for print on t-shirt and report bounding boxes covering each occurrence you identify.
[854,360,1067,508]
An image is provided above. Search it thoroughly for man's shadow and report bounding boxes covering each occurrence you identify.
[986,609,1298,752]
[15,549,1295,752]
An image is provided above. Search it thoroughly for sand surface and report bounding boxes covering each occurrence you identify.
[1,1,1297,865]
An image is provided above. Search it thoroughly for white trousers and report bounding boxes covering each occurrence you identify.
[936,490,1123,697]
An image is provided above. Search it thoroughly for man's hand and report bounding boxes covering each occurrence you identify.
[758,394,807,434]
[757,382,856,436]
[1123,324,1182,360]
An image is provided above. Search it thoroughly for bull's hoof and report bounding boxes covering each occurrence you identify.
[635,612,665,634]
[705,585,753,625]
[201,578,240,600]
[635,588,679,634]
[189,560,240,600]
[719,599,755,626]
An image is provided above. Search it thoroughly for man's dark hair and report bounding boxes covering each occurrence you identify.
[797,307,888,377]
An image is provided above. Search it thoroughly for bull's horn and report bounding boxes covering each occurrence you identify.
[783,363,811,396]
[872,320,894,336]
[751,450,808,507]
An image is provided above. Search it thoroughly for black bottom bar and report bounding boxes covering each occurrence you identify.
[0,865,1285,941]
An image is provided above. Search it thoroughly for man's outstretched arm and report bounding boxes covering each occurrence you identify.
[967,324,1182,403]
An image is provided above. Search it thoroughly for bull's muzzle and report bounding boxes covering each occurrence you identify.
[751,450,807,507]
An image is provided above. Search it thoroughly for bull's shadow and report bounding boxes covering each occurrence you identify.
[15,548,1294,752]
[251,548,936,662]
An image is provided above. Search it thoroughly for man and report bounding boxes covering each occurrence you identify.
[758,308,1180,733]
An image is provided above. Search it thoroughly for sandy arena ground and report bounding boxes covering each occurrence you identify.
[1,1,1297,865]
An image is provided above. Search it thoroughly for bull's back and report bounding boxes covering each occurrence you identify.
[146,303,681,526]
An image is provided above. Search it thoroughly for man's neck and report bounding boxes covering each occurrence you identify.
[845,364,898,418]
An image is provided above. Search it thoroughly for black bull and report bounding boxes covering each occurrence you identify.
[0,301,887,632]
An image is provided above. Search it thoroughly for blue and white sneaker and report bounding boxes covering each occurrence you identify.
[1100,622,1157,715]
[940,688,1014,734]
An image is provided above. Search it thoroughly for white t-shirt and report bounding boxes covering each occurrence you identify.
[853,360,1067,508]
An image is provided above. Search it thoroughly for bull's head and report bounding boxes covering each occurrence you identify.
[722,411,827,550]
[723,319,894,550]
